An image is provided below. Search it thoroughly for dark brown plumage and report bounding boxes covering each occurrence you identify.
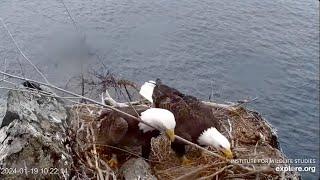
[96,106,160,159]
[152,79,221,158]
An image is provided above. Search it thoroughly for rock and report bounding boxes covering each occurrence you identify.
[1,89,67,127]
[0,98,6,125]
[0,85,300,179]
[0,89,71,179]
[119,158,157,180]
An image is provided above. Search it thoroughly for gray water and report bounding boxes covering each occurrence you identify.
[0,0,319,179]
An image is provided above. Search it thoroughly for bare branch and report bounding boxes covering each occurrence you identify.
[197,165,233,180]
[0,71,235,163]
[0,18,50,85]
[234,97,258,107]
[174,165,211,180]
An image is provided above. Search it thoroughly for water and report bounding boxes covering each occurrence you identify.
[0,0,319,178]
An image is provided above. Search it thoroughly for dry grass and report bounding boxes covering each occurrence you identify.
[67,103,300,180]
[0,18,299,180]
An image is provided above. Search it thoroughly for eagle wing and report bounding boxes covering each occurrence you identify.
[153,81,221,142]
[97,109,129,145]
[109,117,128,144]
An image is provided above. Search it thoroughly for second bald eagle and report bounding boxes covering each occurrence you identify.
[140,79,233,163]
[96,106,175,167]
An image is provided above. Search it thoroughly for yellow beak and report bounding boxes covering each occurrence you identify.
[165,129,175,142]
[222,148,233,159]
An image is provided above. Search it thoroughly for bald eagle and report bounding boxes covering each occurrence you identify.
[96,106,175,167]
[139,79,233,164]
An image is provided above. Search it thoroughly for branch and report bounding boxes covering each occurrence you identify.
[202,101,233,110]
[174,165,211,180]
[2,58,7,79]
[175,136,225,160]
[234,97,258,107]
[226,166,275,178]
[89,143,161,164]
[103,88,226,160]
[0,71,241,163]
[0,71,149,126]
[197,165,233,180]
[0,18,50,85]
[0,58,9,82]
[58,0,84,39]
[101,89,127,107]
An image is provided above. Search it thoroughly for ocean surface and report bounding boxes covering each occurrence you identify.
[0,0,319,178]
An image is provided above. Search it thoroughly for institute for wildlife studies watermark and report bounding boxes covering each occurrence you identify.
[231,158,317,173]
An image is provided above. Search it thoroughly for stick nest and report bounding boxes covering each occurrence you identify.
[66,101,300,180]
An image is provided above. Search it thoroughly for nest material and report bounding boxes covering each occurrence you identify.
[67,102,300,180]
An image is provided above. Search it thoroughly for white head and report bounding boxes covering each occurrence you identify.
[198,127,233,159]
[139,108,176,141]
[139,80,156,103]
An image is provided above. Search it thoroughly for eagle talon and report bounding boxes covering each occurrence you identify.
[108,154,118,169]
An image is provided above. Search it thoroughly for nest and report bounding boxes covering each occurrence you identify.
[67,102,300,180]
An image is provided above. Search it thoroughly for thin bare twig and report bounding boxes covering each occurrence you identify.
[227,119,234,147]
[0,18,50,85]
[197,165,233,180]
[89,125,104,180]
[0,77,10,83]
[226,166,274,179]
[0,71,234,163]
[0,71,160,131]
[234,97,258,107]
[58,0,83,39]
[0,87,80,99]
[90,143,161,164]
[2,58,7,79]
[0,58,9,82]
[174,165,211,180]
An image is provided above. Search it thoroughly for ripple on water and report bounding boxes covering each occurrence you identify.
[0,0,318,178]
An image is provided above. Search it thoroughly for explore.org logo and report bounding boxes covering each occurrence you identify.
[275,165,316,173]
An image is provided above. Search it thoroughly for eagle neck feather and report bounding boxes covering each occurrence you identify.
[197,127,217,146]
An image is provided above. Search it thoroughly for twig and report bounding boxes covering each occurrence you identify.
[0,18,50,85]
[58,0,83,38]
[0,77,10,83]
[0,58,9,82]
[197,165,233,180]
[0,71,238,163]
[227,119,234,147]
[221,118,234,147]
[174,165,211,180]
[84,153,95,169]
[202,101,232,110]
[101,89,123,107]
[226,166,274,178]
[0,71,153,127]
[106,75,141,118]
[254,141,259,156]
[227,119,232,134]
[2,58,7,79]
[234,97,258,107]
[90,143,161,164]
[208,81,214,101]
[89,125,104,180]
[2,79,20,87]
[175,136,224,159]
[102,90,144,107]
[0,87,81,99]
